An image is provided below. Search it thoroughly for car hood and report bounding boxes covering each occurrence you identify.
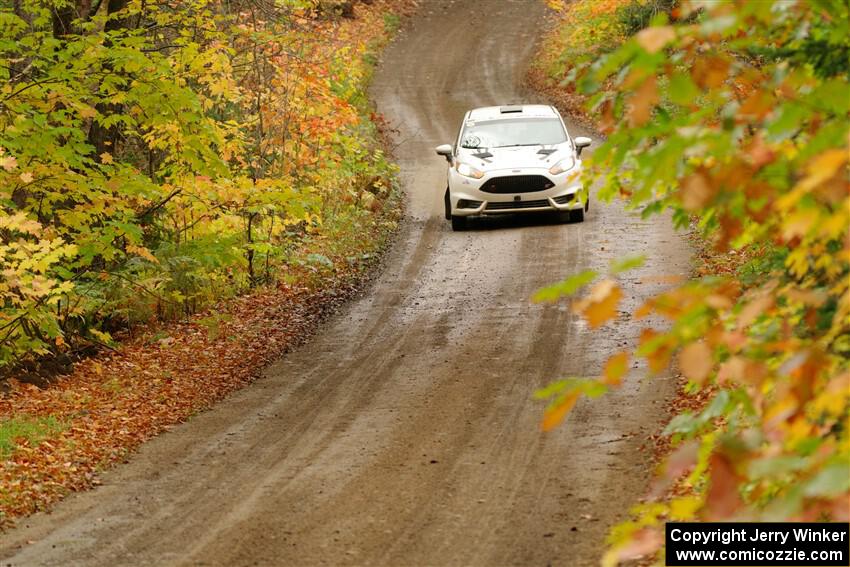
[456,144,573,173]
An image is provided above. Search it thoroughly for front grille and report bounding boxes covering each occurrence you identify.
[553,193,575,204]
[480,175,554,194]
[485,199,551,211]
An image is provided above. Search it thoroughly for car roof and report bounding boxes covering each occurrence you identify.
[466,104,559,121]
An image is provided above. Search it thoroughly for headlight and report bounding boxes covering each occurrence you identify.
[548,156,576,175]
[455,162,484,179]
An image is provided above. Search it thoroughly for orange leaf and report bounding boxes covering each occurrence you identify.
[640,328,673,374]
[603,352,629,386]
[737,91,774,120]
[679,342,712,383]
[797,149,847,193]
[577,279,622,328]
[636,26,675,53]
[541,391,580,432]
[627,75,658,127]
[680,170,715,211]
[738,294,774,328]
[692,55,729,89]
[704,452,742,520]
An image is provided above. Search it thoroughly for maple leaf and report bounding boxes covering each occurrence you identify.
[602,352,629,386]
[636,26,675,53]
[574,279,622,328]
[541,391,580,432]
[679,342,712,384]
[680,171,715,211]
[626,75,658,127]
[704,452,743,520]
[0,156,18,171]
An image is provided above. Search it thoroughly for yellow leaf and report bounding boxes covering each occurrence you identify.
[782,209,818,240]
[127,244,159,264]
[796,149,847,193]
[605,529,663,566]
[100,152,114,164]
[19,171,33,183]
[670,495,702,519]
[78,105,97,119]
[0,211,42,235]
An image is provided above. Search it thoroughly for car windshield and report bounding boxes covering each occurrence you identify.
[460,117,567,149]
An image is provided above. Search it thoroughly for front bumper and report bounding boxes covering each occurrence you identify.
[449,170,585,216]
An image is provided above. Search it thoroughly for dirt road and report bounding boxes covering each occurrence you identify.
[0,1,690,565]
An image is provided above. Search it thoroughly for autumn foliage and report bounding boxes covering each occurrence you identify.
[0,0,411,525]
[536,0,849,563]
[0,0,402,379]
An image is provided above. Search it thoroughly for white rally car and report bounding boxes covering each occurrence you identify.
[436,104,591,231]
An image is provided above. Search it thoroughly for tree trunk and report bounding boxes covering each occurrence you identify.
[87,0,132,159]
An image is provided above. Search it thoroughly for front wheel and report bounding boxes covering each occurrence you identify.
[451,215,468,231]
[444,188,451,220]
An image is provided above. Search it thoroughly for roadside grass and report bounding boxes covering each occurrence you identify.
[0,416,65,459]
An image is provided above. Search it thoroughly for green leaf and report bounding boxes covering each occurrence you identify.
[610,255,646,274]
[803,462,850,497]
[533,270,597,302]
[668,72,699,106]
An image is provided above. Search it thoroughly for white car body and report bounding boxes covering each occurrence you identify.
[436,104,591,230]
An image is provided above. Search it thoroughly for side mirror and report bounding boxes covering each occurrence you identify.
[435,144,453,163]
[574,136,592,157]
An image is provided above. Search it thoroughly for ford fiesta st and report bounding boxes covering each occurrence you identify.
[436,105,591,231]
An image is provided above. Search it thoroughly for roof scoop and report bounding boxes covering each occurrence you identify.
[499,105,523,114]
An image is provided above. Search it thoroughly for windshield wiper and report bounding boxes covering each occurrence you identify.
[493,143,544,148]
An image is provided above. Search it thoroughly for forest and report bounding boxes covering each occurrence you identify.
[1,0,399,381]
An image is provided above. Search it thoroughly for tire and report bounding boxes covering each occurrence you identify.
[570,208,585,223]
[444,188,451,220]
[451,215,468,231]
[585,193,590,212]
